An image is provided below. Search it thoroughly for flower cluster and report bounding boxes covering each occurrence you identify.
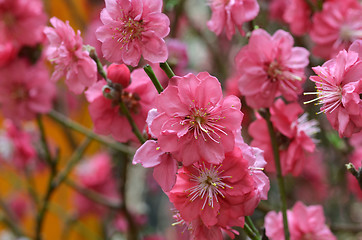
[249,99,319,176]
[265,202,336,240]
[133,72,270,238]
[306,40,362,137]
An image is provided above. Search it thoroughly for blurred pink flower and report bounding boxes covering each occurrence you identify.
[348,131,362,200]
[84,12,104,62]
[0,0,46,47]
[235,29,309,109]
[306,42,362,137]
[310,0,362,59]
[283,0,312,36]
[149,39,189,88]
[44,17,97,94]
[0,120,36,170]
[74,153,119,216]
[86,69,157,143]
[207,0,259,39]
[294,152,329,203]
[8,193,30,222]
[0,41,17,67]
[168,148,255,230]
[0,59,56,121]
[265,202,337,240]
[149,72,243,166]
[249,100,319,176]
[133,140,178,192]
[268,0,287,22]
[96,0,170,66]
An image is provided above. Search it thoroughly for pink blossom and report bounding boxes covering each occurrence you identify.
[235,29,309,109]
[183,217,238,240]
[0,59,56,121]
[310,0,362,59]
[8,193,30,222]
[236,134,270,215]
[265,202,337,240]
[283,0,312,36]
[149,72,243,166]
[74,153,119,216]
[0,0,46,47]
[0,120,36,170]
[96,0,170,66]
[268,0,287,22]
[306,43,362,137]
[347,131,362,200]
[207,0,259,39]
[148,39,189,88]
[133,140,178,192]
[168,148,255,229]
[84,12,104,62]
[0,41,17,67]
[294,152,329,203]
[86,68,157,143]
[249,100,318,176]
[44,17,97,94]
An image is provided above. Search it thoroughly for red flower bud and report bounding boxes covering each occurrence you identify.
[107,64,131,88]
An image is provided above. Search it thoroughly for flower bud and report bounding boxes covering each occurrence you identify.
[102,85,117,100]
[107,64,131,88]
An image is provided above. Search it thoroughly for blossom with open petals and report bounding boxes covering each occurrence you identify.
[249,100,319,176]
[235,29,309,109]
[44,17,97,94]
[0,0,46,48]
[305,40,362,137]
[265,202,337,240]
[96,0,170,66]
[168,147,255,229]
[310,0,362,59]
[74,153,119,216]
[0,59,56,121]
[149,72,243,166]
[207,0,259,39]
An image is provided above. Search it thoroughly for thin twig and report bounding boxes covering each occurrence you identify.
[35,138,91,240]
[65,179,122,210]
[48,110,135,155]
[36,114,53,166]
[259,109,290,240]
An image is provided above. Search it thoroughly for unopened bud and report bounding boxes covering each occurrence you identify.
[107,64,131,88]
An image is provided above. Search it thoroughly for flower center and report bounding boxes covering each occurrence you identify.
[2,12,16,27]
[120,91,141,114]
[112,16,144,48]
[267,60,302,84]
[304,81,343,114]
[300,233,314,240]
[186,162,233,210]
[178,101,227,143]
[11,84,28,102]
